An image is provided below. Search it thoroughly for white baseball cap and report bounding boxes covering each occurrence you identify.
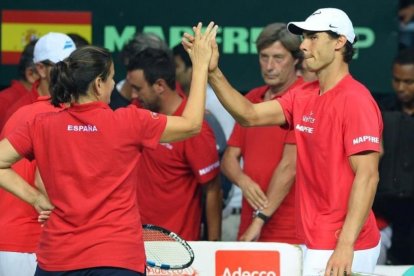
[33,32,76,63]
[287,8,356,44]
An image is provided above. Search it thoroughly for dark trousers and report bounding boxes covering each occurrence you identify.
[35,266,146,276]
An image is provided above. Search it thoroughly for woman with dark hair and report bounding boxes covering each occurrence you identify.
[0,22,217,276]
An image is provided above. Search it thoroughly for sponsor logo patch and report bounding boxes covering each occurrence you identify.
[352,135,379,145]
[216,250,280,276]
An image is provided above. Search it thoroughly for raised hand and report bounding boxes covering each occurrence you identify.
[182,22,219,72]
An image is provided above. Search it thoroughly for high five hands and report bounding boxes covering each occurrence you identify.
[182,22,219,73]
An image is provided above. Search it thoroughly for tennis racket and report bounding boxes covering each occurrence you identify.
[142,224,195,270]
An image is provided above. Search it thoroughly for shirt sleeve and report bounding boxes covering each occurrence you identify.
[185,121,220,184]
[126,106,167,150]
[343,94,383,156]
[276,88,295,130]
[6,119,34,160]
[284,129,296,145]
[227,123,243,148]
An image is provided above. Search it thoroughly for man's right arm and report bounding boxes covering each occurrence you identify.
[208,68,286,127]
[182,32,286,128]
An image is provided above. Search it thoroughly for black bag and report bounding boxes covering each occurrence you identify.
[378,111,414,198]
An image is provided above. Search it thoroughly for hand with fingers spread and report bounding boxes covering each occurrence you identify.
[182,22,218,71]
[182,22,219,73]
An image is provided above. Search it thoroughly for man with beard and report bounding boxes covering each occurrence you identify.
[127,48,222,241]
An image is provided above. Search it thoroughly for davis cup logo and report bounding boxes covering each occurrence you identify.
[216,250,280,276]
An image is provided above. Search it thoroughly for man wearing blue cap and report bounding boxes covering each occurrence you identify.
[183,7,382,276]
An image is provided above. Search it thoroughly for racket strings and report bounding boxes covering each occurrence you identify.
[143,229,192,266]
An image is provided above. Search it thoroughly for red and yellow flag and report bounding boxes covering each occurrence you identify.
[1,10,92,65]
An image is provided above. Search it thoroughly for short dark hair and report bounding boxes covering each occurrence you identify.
[17,39,37,80]
[394,47,414,65]
[50,46,113,106]
[120,33,170,67]
[127,48,176,90]
[173,43,192,68]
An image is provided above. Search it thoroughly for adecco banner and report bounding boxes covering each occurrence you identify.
[216,250,280,276]
[145,241,302,276]
[0,0,397,93]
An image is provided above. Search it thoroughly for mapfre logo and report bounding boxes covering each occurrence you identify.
[216,250,280,276]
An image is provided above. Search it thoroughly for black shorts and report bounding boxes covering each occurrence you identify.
[35,266,146,276]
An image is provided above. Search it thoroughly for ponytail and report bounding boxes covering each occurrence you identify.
[50,61,76,107]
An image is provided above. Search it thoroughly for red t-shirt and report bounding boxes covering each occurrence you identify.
[277,74,383,250]
[0,80,30,131]
[1,81,40,131]
[228,79,304,244]
[136,97,220,241]
[7,101,167,273]
[0,96,61,253]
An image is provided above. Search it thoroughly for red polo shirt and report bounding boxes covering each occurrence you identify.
[7,102,167,272]
[136,97,220,241]
[277,74,382,250]
[0,80,31,131]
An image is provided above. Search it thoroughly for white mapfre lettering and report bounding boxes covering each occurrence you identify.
[352,135,380,145]
[295,124,314,134]
[198,161,220,176]
[160,143,173,150]
[67,125,98,132]
[222,267,277,276]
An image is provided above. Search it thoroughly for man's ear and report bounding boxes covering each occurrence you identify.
[335,35,347,50]
[25,66,40,84]
[153,78,166,94]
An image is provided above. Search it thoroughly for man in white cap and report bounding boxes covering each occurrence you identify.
[0,32,75,276]
[183,7,382,276]
[3,32,76,123]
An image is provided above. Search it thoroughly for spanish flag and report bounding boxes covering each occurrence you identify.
[1,10,92,65]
